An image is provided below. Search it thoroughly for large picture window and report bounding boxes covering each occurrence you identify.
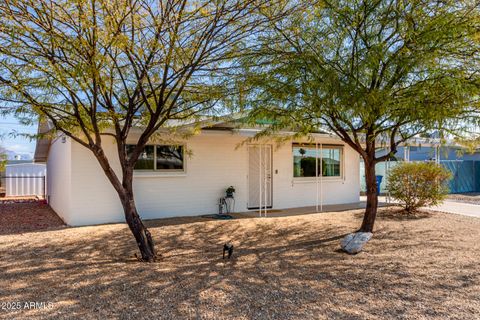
[293,144,342,178]
[126,145,185,171]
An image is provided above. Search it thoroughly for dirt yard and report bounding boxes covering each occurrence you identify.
[0,201,65,235]
[0,204,479,320]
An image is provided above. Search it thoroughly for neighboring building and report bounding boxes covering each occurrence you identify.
[35,121,360,226]
[379,145,480,162]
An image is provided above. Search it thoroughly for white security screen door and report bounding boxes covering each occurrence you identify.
[248,145,272,209]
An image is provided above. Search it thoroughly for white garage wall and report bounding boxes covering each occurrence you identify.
[50,131,360,226]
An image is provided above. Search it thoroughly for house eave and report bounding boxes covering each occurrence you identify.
[33,121,52,163]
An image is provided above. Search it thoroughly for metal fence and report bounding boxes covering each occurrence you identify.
[360,160,480,194]
[441,160,480,193]
[0,175,46,198]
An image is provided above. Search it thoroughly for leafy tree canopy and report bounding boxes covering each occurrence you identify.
[0,0,288,261]
[242,0,480,155]
[238,0,480,232]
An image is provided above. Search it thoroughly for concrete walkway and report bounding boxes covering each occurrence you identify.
[237,197,480,219]
[238,202,367,218]
[362,196,480,218]
[429,200,480,218]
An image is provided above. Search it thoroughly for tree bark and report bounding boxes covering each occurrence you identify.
[121,198,156,262]
[120,175,156,262]
[91,146,156,262]
[360,158,378,232]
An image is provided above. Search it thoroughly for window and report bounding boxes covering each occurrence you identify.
[126,145,185,171]
[322,147,342,177]
[156,145,184,170]
[293,144,342,178]
[126,145,154,170]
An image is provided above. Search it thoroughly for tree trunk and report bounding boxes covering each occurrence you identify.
[120,175,156,262]
[360,159,378,232]
[91,147,157,262]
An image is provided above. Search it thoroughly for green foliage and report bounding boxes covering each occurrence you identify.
[0,0,277,155]
[387,162,452,213]
[239,0,480,159]
[238,0,480,232]
[0,0,283,186]
[0,0,289,259]
[236,0,479,230]
[0,145,6,172]
[0,153,6,172]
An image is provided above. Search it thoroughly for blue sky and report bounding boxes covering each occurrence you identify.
[0,114,36,156]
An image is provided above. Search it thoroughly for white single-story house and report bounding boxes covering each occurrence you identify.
[35,120,360,226]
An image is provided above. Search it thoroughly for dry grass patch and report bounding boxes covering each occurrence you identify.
[0,206,479,319]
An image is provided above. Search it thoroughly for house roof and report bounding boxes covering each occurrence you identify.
[34,113,466,162]
[33,114,336,162]
[33,121,52,163]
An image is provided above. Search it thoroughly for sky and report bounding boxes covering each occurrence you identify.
[0,114,37,158]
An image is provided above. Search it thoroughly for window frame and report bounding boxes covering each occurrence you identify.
[127,144,186,173]
[292,143,344,181]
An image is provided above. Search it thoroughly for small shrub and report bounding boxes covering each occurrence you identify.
[387,162,452,213]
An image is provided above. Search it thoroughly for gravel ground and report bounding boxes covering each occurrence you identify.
[0,201,65,235]
[0,204,479,319]
[447,193,480,205]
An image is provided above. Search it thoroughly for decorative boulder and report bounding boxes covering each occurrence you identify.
[340,232,373,254]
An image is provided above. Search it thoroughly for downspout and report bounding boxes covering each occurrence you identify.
[385,146,390,203]
[320,143,323,212]
[259,144,263,217]
[264,145,267,217]
[316,141,319,212]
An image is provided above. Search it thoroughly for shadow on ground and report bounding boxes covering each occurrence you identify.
[0,205,479,319]
[0,202,66,236]
[354,207,433,221]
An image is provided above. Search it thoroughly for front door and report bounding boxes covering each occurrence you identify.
[248,145,272,209]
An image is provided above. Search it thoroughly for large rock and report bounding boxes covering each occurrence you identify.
[340,232,373,254]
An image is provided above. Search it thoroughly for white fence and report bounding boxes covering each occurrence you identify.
[2,164,46,198]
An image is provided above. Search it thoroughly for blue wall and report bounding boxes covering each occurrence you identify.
[360,146,480,194]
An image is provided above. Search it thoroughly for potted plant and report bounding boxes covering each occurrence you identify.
[225,186,235,198]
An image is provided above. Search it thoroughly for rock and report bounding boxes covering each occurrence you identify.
[340,232,373,254]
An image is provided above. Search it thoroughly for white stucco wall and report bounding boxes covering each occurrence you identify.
[46,136,72,223]
[272,138,360,208]
[47,131,360,226]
